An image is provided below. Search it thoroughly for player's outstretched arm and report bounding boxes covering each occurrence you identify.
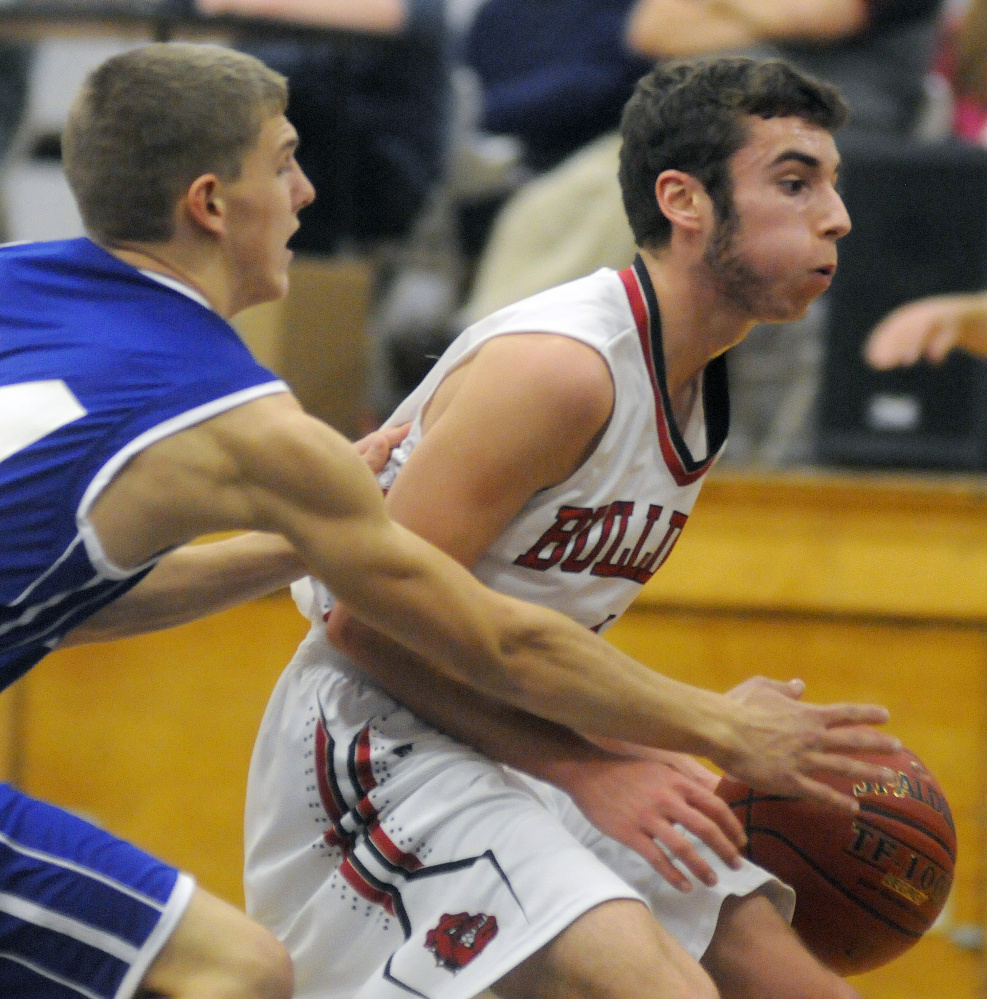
[65,424,408,645]
[330,594,900,816]
[88,392,899,812]
[864,292,987,369]
[60,531,304,645]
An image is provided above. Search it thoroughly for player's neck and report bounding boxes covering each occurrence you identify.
[638,247,752,399]
[101,239,218,312]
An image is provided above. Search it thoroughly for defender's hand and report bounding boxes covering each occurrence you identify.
[724,676,900,814]
[354,423,410,475]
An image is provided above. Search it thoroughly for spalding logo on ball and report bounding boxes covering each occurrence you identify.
[716,746,956,976]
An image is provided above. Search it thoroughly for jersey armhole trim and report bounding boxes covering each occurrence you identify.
[76,380,289,579]
[114,873,195,999]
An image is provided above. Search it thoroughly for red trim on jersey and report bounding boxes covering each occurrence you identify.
[618,262,720,487]
[355,794,377,824]
[340,857,397,915]
[619,265,702,486]
[355,725,377,794]
[619,262,650,336]
[315,718,424,911]
[369,822,424,872]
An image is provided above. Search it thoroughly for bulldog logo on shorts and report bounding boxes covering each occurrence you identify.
[424,911,498,971]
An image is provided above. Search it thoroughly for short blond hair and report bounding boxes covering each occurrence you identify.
[63,42,288,243]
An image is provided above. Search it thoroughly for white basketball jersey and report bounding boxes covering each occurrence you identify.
[256,260,790,999]
[381,256,729,633]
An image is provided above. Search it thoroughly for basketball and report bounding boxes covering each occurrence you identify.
[715,747,956,975]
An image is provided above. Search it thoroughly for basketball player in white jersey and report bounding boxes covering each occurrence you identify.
[236,57,872,999]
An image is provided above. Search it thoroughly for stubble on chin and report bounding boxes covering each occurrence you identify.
[702,217,808,325]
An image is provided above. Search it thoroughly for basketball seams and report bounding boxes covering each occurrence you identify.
[857,802,956,864]
[714,747,956,974]
[743,825,925,940]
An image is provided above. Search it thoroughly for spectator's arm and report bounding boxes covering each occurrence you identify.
[626,0,760,57]
[625,0,868,59]
[865,292,987,368]
[709,0,868,40]
[195,0,407,33]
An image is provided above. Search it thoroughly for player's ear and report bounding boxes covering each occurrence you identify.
[655,170,711,236]
[186,174,226,235]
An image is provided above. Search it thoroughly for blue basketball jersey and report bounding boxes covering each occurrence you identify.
[0,238,288,690]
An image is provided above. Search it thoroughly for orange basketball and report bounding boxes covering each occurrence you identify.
[716,747,956,975]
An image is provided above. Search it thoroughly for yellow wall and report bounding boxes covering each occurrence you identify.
[4,593,307,905]
[605,470,987,999]
[2,470,984,999]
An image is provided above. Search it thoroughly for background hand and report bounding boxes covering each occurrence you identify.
[864,295,980,369]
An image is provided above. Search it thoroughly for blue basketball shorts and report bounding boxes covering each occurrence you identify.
[0,783,195,998]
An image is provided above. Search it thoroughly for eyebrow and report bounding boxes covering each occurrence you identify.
[771,150,822,169]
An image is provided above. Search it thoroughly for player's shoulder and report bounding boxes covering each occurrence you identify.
[472,332,614,438]
[193,392,365,487]
[520,266,629,314]
[470,268,632,351]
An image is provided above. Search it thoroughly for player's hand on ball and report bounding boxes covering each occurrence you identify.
[723,676,900,814]
[564,749,746,892]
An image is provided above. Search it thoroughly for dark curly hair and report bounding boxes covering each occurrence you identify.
[618,57,848,250]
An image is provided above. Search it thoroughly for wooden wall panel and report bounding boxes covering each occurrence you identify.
[17,591,308,906]
[604,470,987,999]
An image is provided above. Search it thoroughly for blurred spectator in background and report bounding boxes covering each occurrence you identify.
[628,0,943,137]
[929,0,987,140]
[0,43,32,242]
[861,0,987,373]
[199,0,450,254]
[454,0,652,257]
[864,0,987,374]
[464,0,650,172]
[375,0,655,414]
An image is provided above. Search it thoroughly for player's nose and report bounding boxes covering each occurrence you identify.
[823,187,851,241]
[294,163,316,211]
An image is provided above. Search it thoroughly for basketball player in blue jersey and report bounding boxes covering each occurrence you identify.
[1,42,901,999]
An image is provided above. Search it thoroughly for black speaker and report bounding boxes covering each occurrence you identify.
[815,137,987,471]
